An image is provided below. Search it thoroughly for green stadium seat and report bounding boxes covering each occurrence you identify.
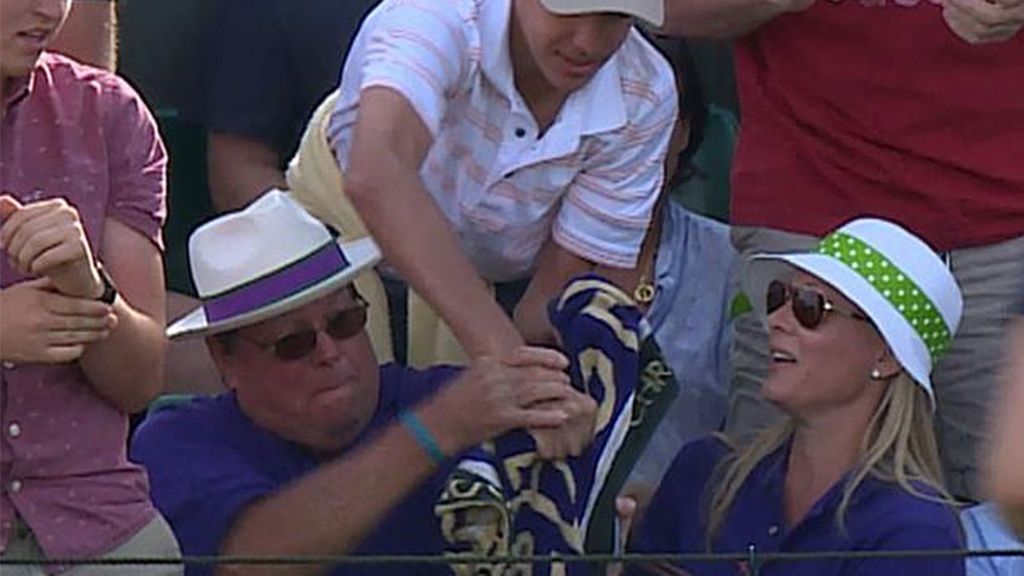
[157,110,213,296]
[674,104,739,223]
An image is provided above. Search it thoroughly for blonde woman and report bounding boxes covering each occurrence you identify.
[627,218,965,576]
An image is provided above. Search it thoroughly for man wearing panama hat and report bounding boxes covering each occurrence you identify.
[627,217,965,576]
[131,189,595,576]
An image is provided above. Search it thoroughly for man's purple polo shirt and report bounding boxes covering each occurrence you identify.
[131,363,460,576]
[0,52,166,560]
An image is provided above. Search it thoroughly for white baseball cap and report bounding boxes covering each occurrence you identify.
[540,0,664,26]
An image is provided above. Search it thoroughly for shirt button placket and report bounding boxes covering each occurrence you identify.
[6,400,23,496]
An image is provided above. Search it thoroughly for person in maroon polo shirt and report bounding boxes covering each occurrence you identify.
[662,0,1024,500]
[0,0,180,573]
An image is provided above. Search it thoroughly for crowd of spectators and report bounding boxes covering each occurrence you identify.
[1,0,1022,575]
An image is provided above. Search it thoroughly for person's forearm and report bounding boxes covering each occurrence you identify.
[515,241,594,346]
[989,318,1024,535]
[662,0,791,39]
[514,239,645,345]
[345,166,522,358]
[208,133,288,212]
[217,401,462,576]
[593,263,645,299]
[79,220,168,414]
[80,298,166,413]
[50,0,117,70]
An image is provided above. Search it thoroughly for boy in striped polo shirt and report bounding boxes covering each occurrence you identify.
[328,0,677,365]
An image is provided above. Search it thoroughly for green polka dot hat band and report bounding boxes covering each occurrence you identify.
[748,218,963,402]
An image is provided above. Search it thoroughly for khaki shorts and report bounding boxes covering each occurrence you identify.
[1,514,182,576]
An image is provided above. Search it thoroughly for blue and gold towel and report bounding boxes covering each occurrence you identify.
[434,275,679,575]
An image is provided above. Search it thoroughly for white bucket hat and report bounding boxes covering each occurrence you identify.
[746,218,963,402]
[540,0,664,26]
[167,189,380,340]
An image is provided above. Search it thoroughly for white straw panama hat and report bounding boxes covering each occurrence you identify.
[540,0,664,26]
[746,218,963,403]
[166,189,381,340]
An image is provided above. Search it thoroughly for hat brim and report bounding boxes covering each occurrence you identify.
[540,0,664,26]
[746,253,935,400]
[166,236,380,341]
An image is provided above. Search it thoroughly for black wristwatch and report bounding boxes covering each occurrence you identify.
[94,260,118,305]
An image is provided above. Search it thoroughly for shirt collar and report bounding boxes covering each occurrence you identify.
[479,0,516,98]
[753,438,792,496]
[478,0,627,137]
[2,67,35,113]
[749,437,889,530]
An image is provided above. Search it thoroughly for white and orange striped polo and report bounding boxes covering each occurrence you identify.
[329,0,677,282]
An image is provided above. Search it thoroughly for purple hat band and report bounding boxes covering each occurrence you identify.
[203,241,349,323]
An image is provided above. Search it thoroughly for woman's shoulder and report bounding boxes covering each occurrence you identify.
[851,478,963,545]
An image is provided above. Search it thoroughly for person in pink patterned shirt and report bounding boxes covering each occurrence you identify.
[0,0,180,573]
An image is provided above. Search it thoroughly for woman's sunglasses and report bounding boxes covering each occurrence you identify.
[766,279,868,330]
[242,296,369,362]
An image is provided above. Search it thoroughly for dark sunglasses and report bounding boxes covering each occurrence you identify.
[242,296,369,362]
[766,279,868,330]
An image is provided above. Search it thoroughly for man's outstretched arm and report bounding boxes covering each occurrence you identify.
[344,87,523,358]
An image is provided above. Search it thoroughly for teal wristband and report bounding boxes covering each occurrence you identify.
[399,411,446,465]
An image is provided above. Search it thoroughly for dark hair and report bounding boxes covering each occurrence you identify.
[637,29,708,189]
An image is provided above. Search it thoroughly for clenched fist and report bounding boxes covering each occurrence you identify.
[941,0,1024,44]
[0,195,104,299]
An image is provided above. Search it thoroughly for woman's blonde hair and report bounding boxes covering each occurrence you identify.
[705,373,955,548]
